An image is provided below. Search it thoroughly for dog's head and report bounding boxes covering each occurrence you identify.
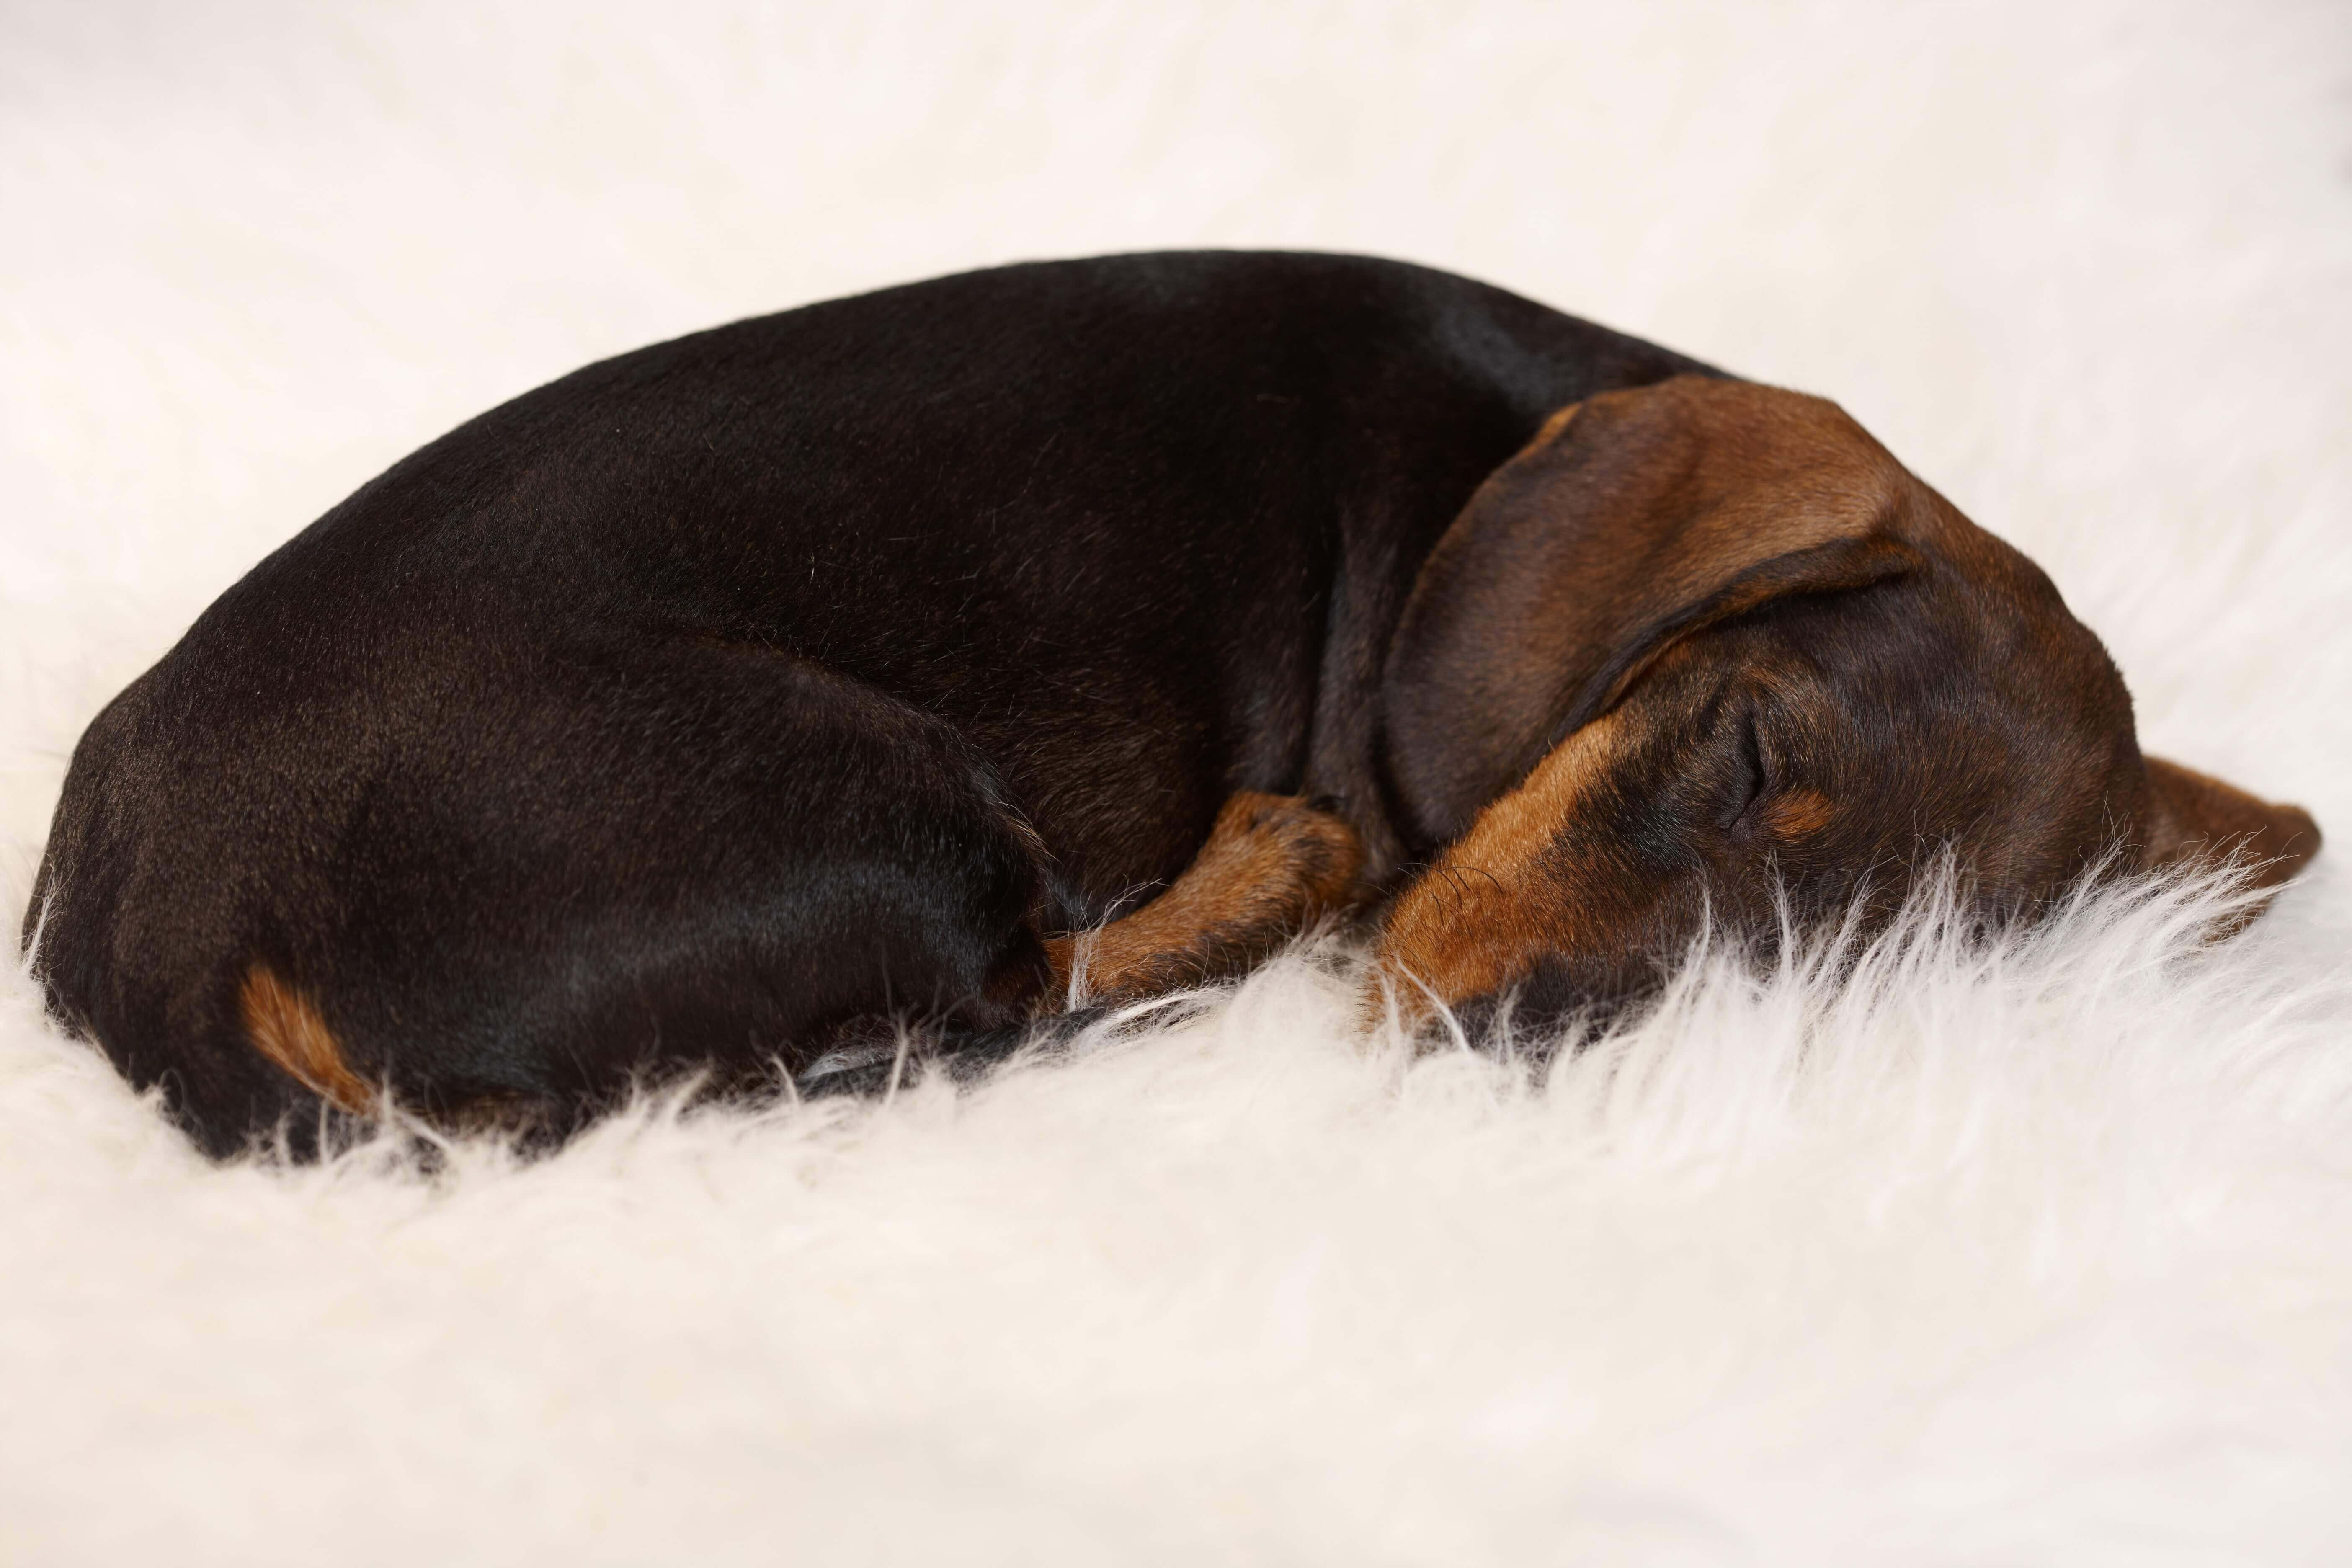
[1375,375,2319,1026]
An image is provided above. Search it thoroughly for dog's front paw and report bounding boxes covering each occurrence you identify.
[1042,792,1367,1004]
[1197,791,1365,925]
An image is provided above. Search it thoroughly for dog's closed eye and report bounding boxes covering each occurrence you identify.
[1720,709,1772,833]
[1720,704,1840,844]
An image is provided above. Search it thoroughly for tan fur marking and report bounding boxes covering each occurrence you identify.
[1763,787,1836,840]
[1372,712,1627,1021]
[240,964,373,1115]
[1045,792,1362,1004]
[1530,401,1583,446]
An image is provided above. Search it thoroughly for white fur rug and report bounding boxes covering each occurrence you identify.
[5,1,2349,1560]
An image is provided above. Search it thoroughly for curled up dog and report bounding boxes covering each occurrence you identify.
[21,252,2321,1157]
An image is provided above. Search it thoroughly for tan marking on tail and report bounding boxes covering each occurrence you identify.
[239,964,373,1115]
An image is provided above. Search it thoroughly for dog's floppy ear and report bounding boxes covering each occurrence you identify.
[2137,755,2321,892]
[1383,375,1924,844]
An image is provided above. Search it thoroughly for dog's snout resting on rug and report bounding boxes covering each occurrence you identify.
[20,251,2320,1156]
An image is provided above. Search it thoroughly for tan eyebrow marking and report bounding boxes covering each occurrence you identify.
[1763,787,1835,840]
[239,963,374,1115]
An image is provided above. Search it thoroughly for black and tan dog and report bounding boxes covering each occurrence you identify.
[22,252,2320,1156]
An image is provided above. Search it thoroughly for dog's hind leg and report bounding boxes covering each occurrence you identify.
[27,631,1060,1155]
[1039,792,1363,1006]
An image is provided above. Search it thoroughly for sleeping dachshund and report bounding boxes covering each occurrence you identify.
[22,251,2321,1157]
